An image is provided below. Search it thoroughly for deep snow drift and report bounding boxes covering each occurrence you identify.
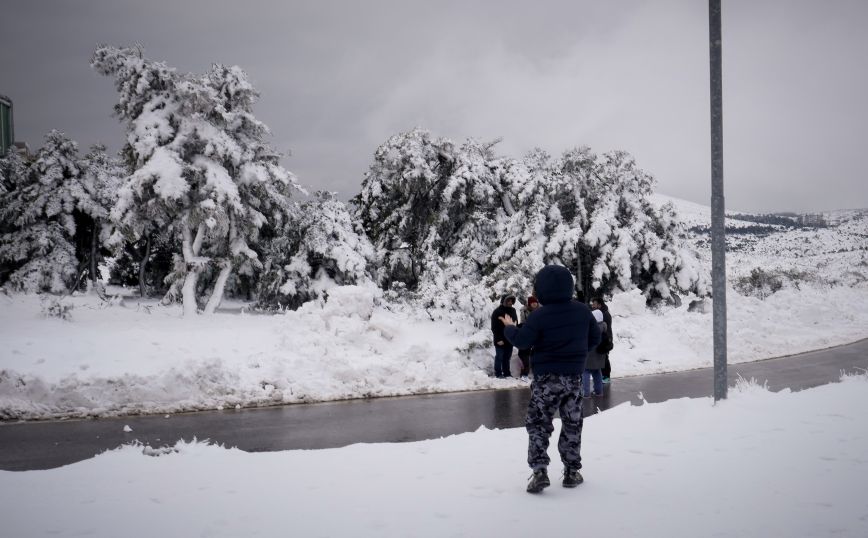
[1,197,866,420]
[2,376,866,537]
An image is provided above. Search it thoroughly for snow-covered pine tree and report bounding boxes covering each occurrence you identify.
[481,145,707,307]
[85,144,172,300]
[79,144,125,286]
[412,138,503,317]
[92,46,302,315]
[0,149,28,195]
[634,198,709,303]
[0,131,86,293]
[547,146,597,296]
[354,129,506,294]
[257,191,374,309]
[354,128,450,290]
[580,150,707,301]
[486,149,561,299]
[0,150,30,284]
[191,63,302,314]
[92,45,187,303]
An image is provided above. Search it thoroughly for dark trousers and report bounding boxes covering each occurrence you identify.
[583,369,603,396]
[517,348,531,376]
[494,345,513,377]
[601,354,611,378]
[526,374,584,470]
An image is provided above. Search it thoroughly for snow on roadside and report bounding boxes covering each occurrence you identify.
[2,375,866,537]
[2,277,867,420]
[608,284,868,375]
[0,286,508,420]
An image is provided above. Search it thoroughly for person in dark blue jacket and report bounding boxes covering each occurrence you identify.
[500,264,601,493]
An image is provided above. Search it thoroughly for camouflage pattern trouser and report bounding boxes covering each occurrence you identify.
[526,373,584,470]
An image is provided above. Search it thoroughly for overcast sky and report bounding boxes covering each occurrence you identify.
[2,0,866,212]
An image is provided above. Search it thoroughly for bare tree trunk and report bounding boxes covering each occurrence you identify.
[501,192,515,216]
[575,241,584,299]
[203,214,238,315]
[203,260,232,314]
[181,268,200,316]
[181,220,207,317]
[90,220,99,284]
[138,234,151,299]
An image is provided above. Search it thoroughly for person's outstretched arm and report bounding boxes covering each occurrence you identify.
[502,314,538,350]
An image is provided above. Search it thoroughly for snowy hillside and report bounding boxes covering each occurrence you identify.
[1,195,867,420]
[652,193,868,286]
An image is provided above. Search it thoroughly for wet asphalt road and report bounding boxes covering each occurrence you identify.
[1,338,866,471]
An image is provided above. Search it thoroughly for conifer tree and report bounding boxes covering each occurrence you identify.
[257,192,373,309]
[0,131,84,292]
[486,149,559,298]
[354,129,506,296]
[79,144,125,287]
[92,45,302,315]
[354,128,450,289]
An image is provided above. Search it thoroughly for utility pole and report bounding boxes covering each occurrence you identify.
[709,0,727,401]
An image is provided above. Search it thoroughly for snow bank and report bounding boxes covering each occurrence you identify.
[607,283,868,375]
[0,287,508,420]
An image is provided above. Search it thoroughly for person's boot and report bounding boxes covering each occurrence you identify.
[526,468,550,493]
[562,466,584,488]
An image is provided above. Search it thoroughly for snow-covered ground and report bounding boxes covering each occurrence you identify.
[2,375,867,537]
[1,196,867,420]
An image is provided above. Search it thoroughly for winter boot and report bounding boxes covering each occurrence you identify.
[526,468,550,493]
[562,467,584,488]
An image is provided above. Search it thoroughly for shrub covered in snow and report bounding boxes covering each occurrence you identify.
[256,192,375,310]
[40,296,74,321]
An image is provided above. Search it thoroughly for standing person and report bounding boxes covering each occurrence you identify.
[491,295,518,378]
[516,296,540,379]
[590,296,614,383]
[583,309,608,397]
[500,265,601,493]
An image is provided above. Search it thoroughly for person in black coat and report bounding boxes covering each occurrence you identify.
[590,296,613,382]
[501,265,601,493]
[583,309,608,397]
[491,294,518,378]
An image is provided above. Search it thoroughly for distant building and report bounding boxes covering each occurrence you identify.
[0,94,13,157]
[796,213,828,228]
[12,141,31,158]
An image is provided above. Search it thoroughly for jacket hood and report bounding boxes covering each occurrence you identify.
[534,265,574,305]
[500,294,516,306]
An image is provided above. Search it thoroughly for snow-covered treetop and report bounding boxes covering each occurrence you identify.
[80,144,125,222]
[3,131,85,234]
[92,45,303,264]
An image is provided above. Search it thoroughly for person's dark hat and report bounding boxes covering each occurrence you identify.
[527,295,539,306]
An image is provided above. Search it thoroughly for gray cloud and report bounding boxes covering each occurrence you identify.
[2,0,866,212]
